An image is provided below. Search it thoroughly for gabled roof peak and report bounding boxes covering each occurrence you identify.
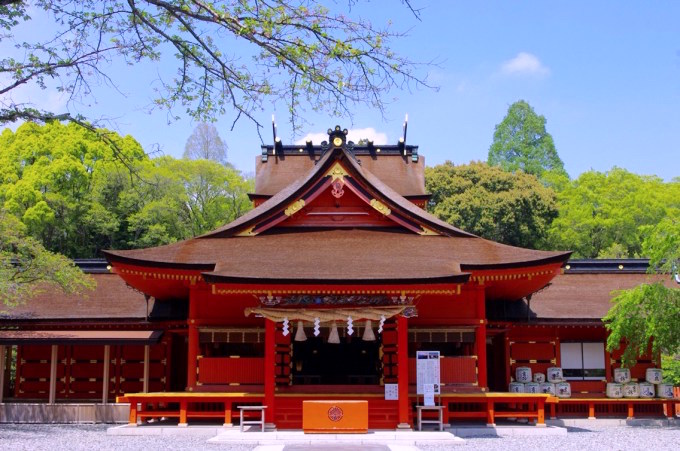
[201,144,474,238]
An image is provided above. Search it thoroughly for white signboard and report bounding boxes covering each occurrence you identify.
[423,383,435,406]
[416,351,441,395]
[384,383,398,400]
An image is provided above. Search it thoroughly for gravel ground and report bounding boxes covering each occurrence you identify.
[0,424,678,451]
[423,425,680,451]
[0,424,252,451]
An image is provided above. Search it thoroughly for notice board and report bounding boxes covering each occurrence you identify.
[416,350,441,395]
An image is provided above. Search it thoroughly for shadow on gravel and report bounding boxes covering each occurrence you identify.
[565,427,596,433]
[458,436,503,440]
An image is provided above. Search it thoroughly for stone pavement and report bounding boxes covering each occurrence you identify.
[108,421,571,449]
[260,445,411,451]
[207,429,463,450]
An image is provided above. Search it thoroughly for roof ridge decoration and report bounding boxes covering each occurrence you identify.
[200,126,475,239]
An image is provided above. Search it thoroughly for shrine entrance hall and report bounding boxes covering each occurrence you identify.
[292,332,381,385]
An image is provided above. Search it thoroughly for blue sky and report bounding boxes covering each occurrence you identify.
[3,1,679,180]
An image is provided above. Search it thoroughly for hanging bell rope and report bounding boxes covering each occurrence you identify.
[244,306,407,323]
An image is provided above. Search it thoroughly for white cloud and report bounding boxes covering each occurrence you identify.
[500,52,550,77]
[295,127,389,145]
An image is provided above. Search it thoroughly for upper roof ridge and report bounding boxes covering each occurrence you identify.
[199,127,475,238]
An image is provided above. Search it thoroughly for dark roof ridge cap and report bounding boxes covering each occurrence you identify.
[568,258,650,263]
[564,258,651,274]
[73,258,110,274]
[13,258,112,274]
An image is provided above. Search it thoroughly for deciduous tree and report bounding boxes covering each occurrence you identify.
[126,157,253,246]
[0,210,94,307]
[0,121,147,257]
[0,122,253,256]
[547,168,679,258]
[604,218,680,368]
[1,1,431,134]
[184,123,228,165]
[425,161,558,249]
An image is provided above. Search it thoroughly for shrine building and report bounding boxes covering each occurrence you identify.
[0,126,676,427]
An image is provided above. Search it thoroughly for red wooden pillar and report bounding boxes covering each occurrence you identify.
[486,400,495,426]
[187,324,199,389]
[504,334,512,389]
[179,400,188,426]
[187,288,200,390]
[264,319,276,425]
[536,399,546,426]
[588,401,595,419]
[397,315,410,428]
[555,336,562,367]
[128,399,138,425]
[475,285,488,390]
[604,339,612,381]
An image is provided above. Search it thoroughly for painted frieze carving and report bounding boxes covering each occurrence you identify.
[331,179,345,198]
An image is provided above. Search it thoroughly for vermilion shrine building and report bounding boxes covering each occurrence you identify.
[0,127,676,426]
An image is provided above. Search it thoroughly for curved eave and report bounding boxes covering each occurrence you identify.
[460,251,572,271]
[102,249,215,271]
[469,260,569,302]
[102,255,212,301]
[202,273,470,286]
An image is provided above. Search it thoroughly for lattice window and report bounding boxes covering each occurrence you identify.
[199,328,265,358]
[408,328,475,357]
